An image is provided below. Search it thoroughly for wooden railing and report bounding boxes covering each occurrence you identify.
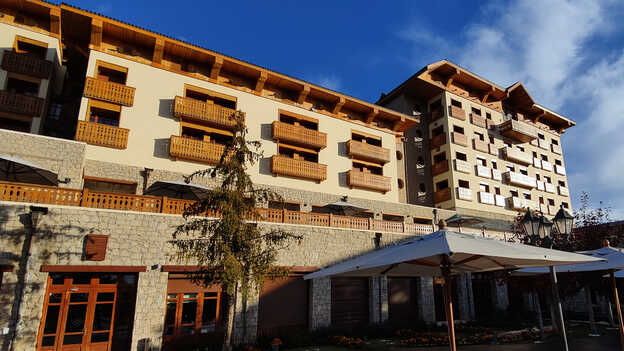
[430,133,446,149]
[0,90,45,116]
[473,138,489,153]
[1,51,53,79]
[83,77,135,107]
[173,96,238,129]
[270,155,327,182]
[347,170,391,193]
[502,147,532,165]
[470,113,486,128]
[346,139,390,164]
[452,132,467,147]
[75,120,129,149]
[499,119,537,142]
[272,121,327,149]
[449,105,466,120]
[0,181,433,235]
[434,187,452,203]
[431,160,449,176]
[169,135,225,164]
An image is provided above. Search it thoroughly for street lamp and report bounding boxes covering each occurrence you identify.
[521,209,540,244]
[538,216,554,247]
[553,205,575,238]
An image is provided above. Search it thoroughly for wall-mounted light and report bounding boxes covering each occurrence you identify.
[58,177,71,184]
[29,206,48,228]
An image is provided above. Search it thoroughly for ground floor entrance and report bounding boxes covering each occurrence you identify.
[36,273,137,351]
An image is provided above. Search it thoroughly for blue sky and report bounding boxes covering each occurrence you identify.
[70,0,624,218]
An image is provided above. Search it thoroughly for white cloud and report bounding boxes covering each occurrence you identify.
[314,75,342,91]
[396,0,624,217]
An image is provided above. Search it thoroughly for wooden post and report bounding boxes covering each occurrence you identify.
[282,208,286,223]
[80,188,89,207]
[161,196,167,213]
[442,266,457,351]
[610,269,624,351]
[329,213,333,227]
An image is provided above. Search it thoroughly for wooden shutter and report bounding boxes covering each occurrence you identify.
[83,234,109,261]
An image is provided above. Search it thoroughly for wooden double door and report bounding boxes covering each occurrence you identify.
[37,273,136,351]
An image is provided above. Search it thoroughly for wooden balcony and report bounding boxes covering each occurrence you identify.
[75,120,129,149]
[470,113,486,128]
[1,51,53,79]
[499,119,537,142]
[432,160,449,176]
[430,133,446,149]
[473,138,489,153]
[503,171,536,189]
[174,96,238,129]
[434,187,452,203]
[347,139,390,164]
[558,186,569,197]
[83,77,135,106]
[271,155,327,182]
[502,147,532,165]
[452,132,467,147]
[169,135,225,164]
[454,159,471,174]
[272,121,327,149]
[347,169,391,193]
[508,197,537,211]
[430,108,443,122]
[475,165,491,179]
[0,180,435,234]
[456,187,472,201]
[488,143,498,156]
[479,192,495,205]
[0,90,44,116]
[449,105,466,120]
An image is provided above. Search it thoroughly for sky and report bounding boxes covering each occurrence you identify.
[69,0,624,218]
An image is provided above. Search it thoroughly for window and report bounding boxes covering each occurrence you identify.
[519,168,528,176]
[6,76,39,96]
[433,152,446,164]
[83,177,137,194]
[558,180,566,187]
[96,61,128,84]
[545,176,552,184]
[430,100,442,112]
[486,112,492,120]
[548,199,555,206]
[279,145,318,163]
[536,173,541,181]
[476,157,486,166]
[455,152,467,161]
[552,139,559,145]
[458,180,470,188]
[533,151,538,158]
[555,159,562,166]
[453,125,464,134]
[280,111,318,131]
[479,183,490,192]
[474,132,484,141]
[471,107,481,116]
[510,190,519,197]
[416,156,425,166]
[436,180,449,191]
[541,154,548,161]
[539,196,544,204]
[352,161,382,175]
[517,146,525,152]
[451,99,462,108]
[504,140,512,148]
[185,85,237,110]
[14,35,47,58]
[383,214,404,222]
[89,105,120,127]
[494,186,501,195]
[506,164,515,172]
[562,202,569,209]
[538,133,545,140]
[432,126,444,137]
[523,192,531,200]
[352,130,381,147]
[418,183,426,193]
[491,160,497,169]
[164,290,220,338]
[488,135,495,144]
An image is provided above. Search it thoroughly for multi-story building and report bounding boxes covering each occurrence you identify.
[379,60,574,221]
[0,2,575,351]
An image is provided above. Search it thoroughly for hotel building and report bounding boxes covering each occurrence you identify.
[0,1,575,350]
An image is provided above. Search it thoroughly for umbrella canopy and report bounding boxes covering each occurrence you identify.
[445,214,484,226]
[517,246,624,275]
[323,197,368,216]
[144,180,210,200]
[304,229,604,280]
[0,155,58,186]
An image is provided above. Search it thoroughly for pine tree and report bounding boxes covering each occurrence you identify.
[170,111,302,350]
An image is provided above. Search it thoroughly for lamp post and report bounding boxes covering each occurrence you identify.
[521,207,570,351]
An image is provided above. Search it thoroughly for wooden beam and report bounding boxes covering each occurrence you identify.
[446,70,460,88]
[392,116,406,131]
[534,112,546,124]
[210,56,223,80]
[297,85,310,105]
[366,108,379,123]
[152,37,165,65]
[40,265,147,272]
[405,258,439,267]
[453,254,483,266]
[332,96,345,114]
[89,18,103,50]
[49,7,60,37]
[254,71,268,94]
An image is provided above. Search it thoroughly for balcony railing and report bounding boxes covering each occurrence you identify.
[0,90,44,116]
[552,144,562,155]
[347,170,391,193]
[503,171,536,188]
[545,183,555,193]
[452,132,467,147]
[271,155,327,182]
[0,181,434,235]
[492,169,502,181]
[434,187,452,203]
[495,194,505,207]
[542,161,553,172]
[473,138,489,153]
[471,113,486,128]
[537,180,545,191]
[1,51,53,79]
[432,160,449,176]
[538,139,549,150]
[488,143,498,156]
[558,186,569,197]
[83,77,135,106]
[430,133,446,149]
[479,192,495,205]
[272,121,327,150]
[169,135,225,164]
[502,147,532,165]
[456,187,472,201]
[454,159,471,174]
[499,119,537,142]
[533,158,542,168]
[508,197,537,211]
[449,105,466,120]
[555,165,566,175]
[475,165,491,179]
[75,120,129,149]
[430,108,443,122]
[347,139,390,164]
[174,96,238,129]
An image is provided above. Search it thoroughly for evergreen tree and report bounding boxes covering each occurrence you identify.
[170,111,302,350]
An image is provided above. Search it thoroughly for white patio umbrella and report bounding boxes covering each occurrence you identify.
[0,155,58,186]
[304,224,603,351]
[518,243,624,351]
[144,180,210,200]
[323,196,368,216]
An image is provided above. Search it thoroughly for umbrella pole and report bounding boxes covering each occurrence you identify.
[442,267,457,351]
[609,269,624,351]
[550,266,569,351]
